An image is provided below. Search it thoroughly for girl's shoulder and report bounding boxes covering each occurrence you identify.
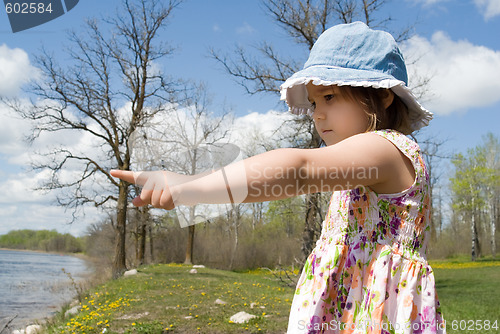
[368,129,428,196]
[370,129,421,161]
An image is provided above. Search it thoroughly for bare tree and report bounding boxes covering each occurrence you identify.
[479,133,500,258]
[420,135,451,242]
[3,0,182,278]
[128,205,151,266]
[140,82,233,265]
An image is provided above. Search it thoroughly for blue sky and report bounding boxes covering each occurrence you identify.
[0,0,499,236]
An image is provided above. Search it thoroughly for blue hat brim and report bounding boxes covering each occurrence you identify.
[280,65,432,132]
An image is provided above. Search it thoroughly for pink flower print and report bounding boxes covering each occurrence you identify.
[421,306,437,333]
[345,242,360,268]
[411,306,437,334]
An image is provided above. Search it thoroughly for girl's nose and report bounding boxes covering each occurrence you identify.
[313,106,326,121]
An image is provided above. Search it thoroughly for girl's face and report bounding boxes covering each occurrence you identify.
[306,83,369,146]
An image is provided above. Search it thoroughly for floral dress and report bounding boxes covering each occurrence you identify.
[287,130,446,334]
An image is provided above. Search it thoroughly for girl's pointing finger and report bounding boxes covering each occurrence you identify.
[110,170,139,184]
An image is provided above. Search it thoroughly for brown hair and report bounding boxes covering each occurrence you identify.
[338,86,413,135]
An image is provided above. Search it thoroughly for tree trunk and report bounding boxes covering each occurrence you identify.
[252,202,263,231]
[428,167,437,242]
[490,199,497,258]
[229,204,239,270]
[438,195,443,235]
[185,225,195,264]
[138,220,147,266]
[112,181,128,279]
[149,224,154,263]
[184,207,196,264]
[302,192,320,269]
[471,211,481,261]
[134,221,139,265]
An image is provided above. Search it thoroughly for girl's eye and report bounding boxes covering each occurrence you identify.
[324,94,334,101]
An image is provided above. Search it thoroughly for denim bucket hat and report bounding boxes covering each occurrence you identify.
[280,21,432,131]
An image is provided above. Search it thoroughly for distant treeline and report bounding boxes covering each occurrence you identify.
[0,229,85,253]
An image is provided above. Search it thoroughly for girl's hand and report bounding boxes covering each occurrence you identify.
[110,170,175,210]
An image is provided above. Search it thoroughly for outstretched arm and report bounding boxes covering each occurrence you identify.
[110,132,405,209]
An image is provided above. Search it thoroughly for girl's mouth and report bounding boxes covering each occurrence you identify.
[322,130,333,134]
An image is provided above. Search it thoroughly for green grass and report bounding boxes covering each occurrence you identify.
[430,259,500,334]
[44,263,295,333]
[42,260,500,334]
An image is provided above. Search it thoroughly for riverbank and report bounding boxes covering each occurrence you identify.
[0,249,100,334]
[0,247,76,254]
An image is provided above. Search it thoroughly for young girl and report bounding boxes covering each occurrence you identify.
[111,22,445,333]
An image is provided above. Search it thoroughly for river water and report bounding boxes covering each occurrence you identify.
[0,249,92,331]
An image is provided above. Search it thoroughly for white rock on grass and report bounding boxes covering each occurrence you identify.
[25,326,42,334]
[123,269,138,277]
[12,325,43,334]
[192,265,205,268]
[215,298,227,305]
[189,269,197,274]
[250,303,266,309]
[65,305,81,317]
[230,311,257,324]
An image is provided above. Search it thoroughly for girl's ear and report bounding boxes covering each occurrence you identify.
[380,89,395,109]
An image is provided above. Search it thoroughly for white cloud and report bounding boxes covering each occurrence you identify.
[232,110,297,152]
[0,203,100,236]
[0,104,31,157]
[0,170,49,204]
[233,110,289,138]
[0,167,105,236]
[0,44,40,98]
[474,0,500,20]
[401,31,500,115]
[236,22,255,35]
